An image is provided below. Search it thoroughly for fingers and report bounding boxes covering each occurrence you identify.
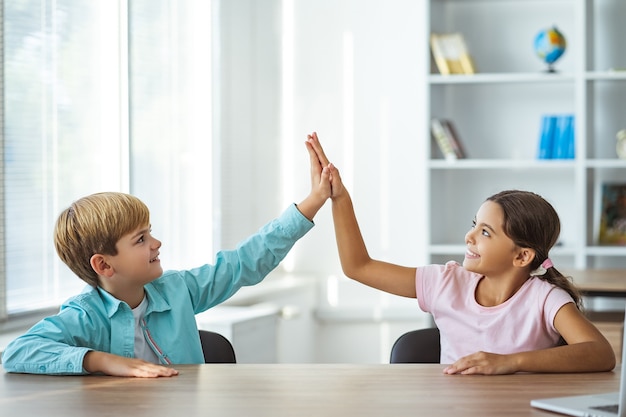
[104,354,179,378]
[442,352,513,375]
[304,131,345,199]
[306,132,331,167]
[305,137,324,174]
[131,364,179,378]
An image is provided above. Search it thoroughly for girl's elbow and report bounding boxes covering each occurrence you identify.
[594,343,617,372]
[602,353,616,371]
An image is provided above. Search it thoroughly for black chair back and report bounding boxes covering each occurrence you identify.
[390,327,440,363]
[199,330,237,363]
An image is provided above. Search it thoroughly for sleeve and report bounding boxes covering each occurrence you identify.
[182,204,315,313]
[415,261,462,314]
[543,285,576,333]
[1,306,96,375]
[415,263,445,313]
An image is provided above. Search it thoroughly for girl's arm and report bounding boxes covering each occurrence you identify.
[443,303,616,375]
[305,133,417,298]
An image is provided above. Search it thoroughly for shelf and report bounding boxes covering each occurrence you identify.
[586,71,626,81]
[429,159,577,169]
[585,160,626,169]
[429,160,626,169]
[429,71,626,85]
[425,0,626,269]
[585,246,626,257]
[429,72,576,85]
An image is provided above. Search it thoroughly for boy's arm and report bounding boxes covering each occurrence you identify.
[2,313,178,377]
[183,133,334,312]
[443,303,616,375]
[1,308,97,375]
[305,133,417,298]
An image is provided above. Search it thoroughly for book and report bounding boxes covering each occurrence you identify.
[430,33,475,75]
[598,183,626,245]
[552,114,575,159]
[431,118,466,160]
[441,119,466,158]
[430,118,457,161]
[537,115,557,159]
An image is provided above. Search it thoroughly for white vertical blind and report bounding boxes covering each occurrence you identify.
[0,1,6,320]
[128,0,213,270]
[4,1,124,313]
[2,0,213,315]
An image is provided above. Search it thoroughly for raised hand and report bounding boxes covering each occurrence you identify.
[305,132,345,199]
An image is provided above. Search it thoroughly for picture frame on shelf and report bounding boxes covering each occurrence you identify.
[430,32,475,75]
[597,183,626,246]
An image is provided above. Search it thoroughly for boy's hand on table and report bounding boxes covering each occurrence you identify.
[84,351,179,377]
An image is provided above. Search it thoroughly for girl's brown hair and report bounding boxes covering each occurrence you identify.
[487,190,583,310]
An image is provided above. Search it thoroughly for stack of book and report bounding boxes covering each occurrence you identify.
[536,114,575,160]
[431,118,466,161]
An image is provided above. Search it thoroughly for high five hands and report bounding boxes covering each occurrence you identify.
[305,132,344,199]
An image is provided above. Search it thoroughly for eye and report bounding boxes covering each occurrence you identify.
[136,227,152,244]
[471,220,490,237]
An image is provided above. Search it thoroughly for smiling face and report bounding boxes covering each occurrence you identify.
[104,225,163,288]
[463,200,520,277]
[55,192,155,288]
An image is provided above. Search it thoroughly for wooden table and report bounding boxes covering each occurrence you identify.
[0,364,620,417]
[567,269,626,299]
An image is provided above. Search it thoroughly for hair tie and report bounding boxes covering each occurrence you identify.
[530,258,553,277]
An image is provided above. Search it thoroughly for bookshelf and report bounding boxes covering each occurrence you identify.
[422,0,626,269]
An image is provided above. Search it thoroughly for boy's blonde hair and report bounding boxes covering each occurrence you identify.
[54,192,150,287]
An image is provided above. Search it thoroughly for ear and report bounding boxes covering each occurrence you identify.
[513,247,536,268]
[90,254,114,278]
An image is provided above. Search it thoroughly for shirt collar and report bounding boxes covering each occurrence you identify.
[96,283,172,318]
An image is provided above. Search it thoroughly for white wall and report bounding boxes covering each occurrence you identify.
[217,0,428,277]
[215,0,431,363]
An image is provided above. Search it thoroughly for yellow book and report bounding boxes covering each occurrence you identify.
[430,33,475,75]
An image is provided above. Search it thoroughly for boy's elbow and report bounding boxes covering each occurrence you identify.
[1,353,18,373]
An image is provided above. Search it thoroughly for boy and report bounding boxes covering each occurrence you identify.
[2,135,330,377]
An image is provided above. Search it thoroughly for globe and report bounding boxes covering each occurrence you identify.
[534,27,566,72]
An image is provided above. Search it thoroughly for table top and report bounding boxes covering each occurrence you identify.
[564,269,626,297]
[0,364,620,417]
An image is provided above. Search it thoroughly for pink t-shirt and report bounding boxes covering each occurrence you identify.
[415,261,574,365]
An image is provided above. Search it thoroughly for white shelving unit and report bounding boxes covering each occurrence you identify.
[423,0,626,269]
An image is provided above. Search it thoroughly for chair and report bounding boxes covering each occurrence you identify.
[390,328,568,364]
[199,330,237,363]
[390,327,440,364]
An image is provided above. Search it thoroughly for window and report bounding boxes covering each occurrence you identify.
[1,0,213,317]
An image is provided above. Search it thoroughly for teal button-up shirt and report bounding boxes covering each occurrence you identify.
[1,204,313,374]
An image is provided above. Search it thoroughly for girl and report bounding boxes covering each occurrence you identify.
[305,132,616,375]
